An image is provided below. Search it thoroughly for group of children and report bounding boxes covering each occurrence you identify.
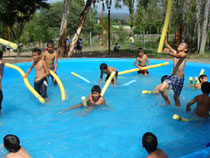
[0,39,209,158]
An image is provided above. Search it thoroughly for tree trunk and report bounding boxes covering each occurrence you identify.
[196,0,201,52]
[199,0,209,54]
[57,0,71,57]
[67,0,92,57]
[128,0,134,32]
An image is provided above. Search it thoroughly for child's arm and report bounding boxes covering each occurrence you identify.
[113,76,116,86]
[145,55,151,66]
[23,62,35,78]
[54,53,58,72]
[134,58,141,68]
[59,103,83,113]
[186,96,198,112]
[100,71,103,82]
[80,106,93,117]
[42,60,50,78]
[164,39,177,54]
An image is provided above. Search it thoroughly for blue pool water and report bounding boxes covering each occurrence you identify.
[0,58,210,158]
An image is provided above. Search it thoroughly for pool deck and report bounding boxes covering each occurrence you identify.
[3,51,210,64]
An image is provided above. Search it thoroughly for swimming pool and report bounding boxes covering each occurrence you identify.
[0,58,210,158]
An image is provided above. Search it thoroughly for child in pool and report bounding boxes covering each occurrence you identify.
[193,74,208,89]
[100,63,118,86]
[134,47,151,76]
[59,85,106,116]
[24,49,50,101]
[154,75,168,94]
[0,50,4,115]
[142,132,168,158]
[4,134,31,158]
[41,41,58,85]
[186,81,210,119]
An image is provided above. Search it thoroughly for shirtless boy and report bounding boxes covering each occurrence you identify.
[194,74,208,89]
[4,134,31,158]
[142,132,168,158]
[158,40,188,107]
[186,82,210,119]
[59,85,106,116]
[100,63,118,86]
[41,41,58,85]
[134,47,151,76]
[24,49,50,101]
[0,50,4,115]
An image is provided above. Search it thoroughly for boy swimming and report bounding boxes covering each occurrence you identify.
[158,40,188,107]
[4,134,31,158]
[41,41,58,85]
[100,63,118,86]
[186,82,210,119]
[24,49,50,101]
[134,47,151,76]
[194,74,208,89]
[59,85,106,116]
[142,132,168,158]
[0,50,4,115]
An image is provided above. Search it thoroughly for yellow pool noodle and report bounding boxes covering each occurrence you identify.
[196,69,205,84]
[5,63,45,104]
[118,62,169,75]
[0,38,17,49]
[189,77,194,88]
[172,114,192,122]
[81,96,87,107]
[142,90,155,94]
[101,71,116,96]
[49,70,66,101]
[157,0,173,53]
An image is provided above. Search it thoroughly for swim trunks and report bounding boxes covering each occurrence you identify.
[34,77,48,99]
[138,65,149,74]
[165,75,184,96]
[0,90,3,110]
[105,71,118,81]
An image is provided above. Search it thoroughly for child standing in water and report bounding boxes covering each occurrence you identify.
[134,47,151,76]
[24,49,50,101]
[59,85,106,116]
[193,74,208,89]
[100,63,118,86]
[4,134,31,158]
[158,40,188,107]
[41,41,58,85]
[0,50,4,115]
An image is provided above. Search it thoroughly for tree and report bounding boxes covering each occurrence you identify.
[57,0,71,57]
[0,0,48,56]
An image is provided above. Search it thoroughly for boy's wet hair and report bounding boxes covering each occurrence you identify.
[182,42,189,53]
[4,134,21,153]
[138,47,144,53]
[161,75,168,83]
[100,63,108,70]
[201,82,210,94]
[198,74,207,82]
[47,40,54,46]
[91,85,101,93]
[32,48,41,55]
[142,132,158,153]
[0,50,3,59]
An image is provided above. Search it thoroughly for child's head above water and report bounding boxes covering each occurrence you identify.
[161,75,168,83]
[142,132,158,153]
[201,82,210,94]
[199,74,207,83]
[100,63,108,71]
[32,48,41,61]
[91,85,101,100]
[137,47,144,57]
[47,40,54,53]
[4,134,21,153]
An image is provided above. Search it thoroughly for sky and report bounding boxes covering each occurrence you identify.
[47,0,130,14]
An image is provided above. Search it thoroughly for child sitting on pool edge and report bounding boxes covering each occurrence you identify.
[134,47,151,76]
[4,134,31,158]
[24,49,50,101]
[193,74,208,89]
[142,132,168,158]
[186,81,210,119]
[100,63,118,86]
[59,85,106,116]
